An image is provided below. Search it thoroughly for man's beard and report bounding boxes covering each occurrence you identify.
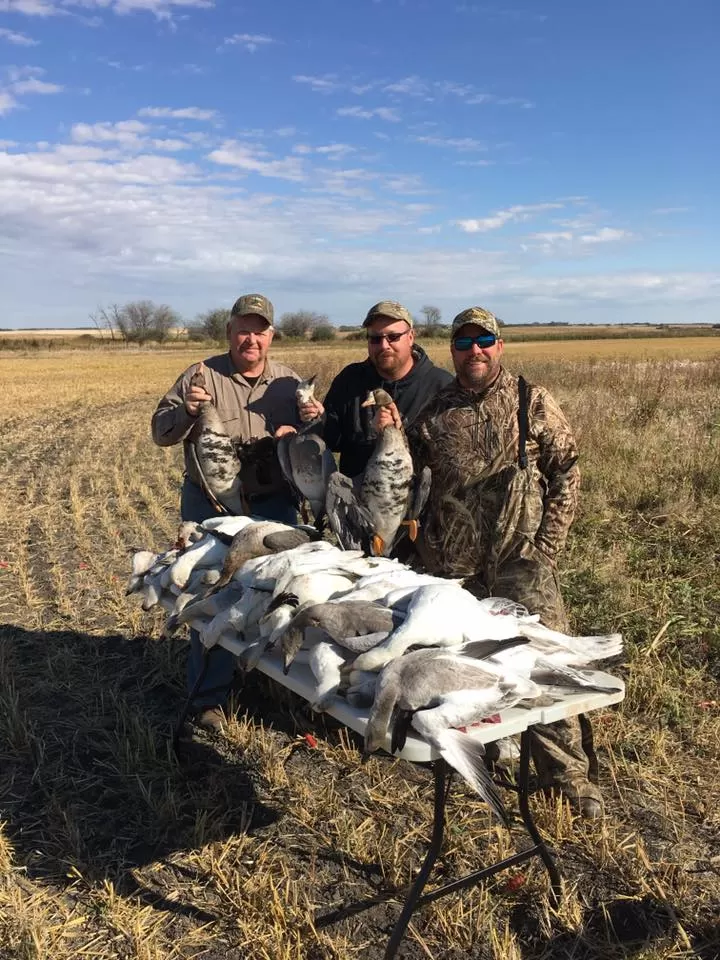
[459,356,500,389]
[374,351,402,376]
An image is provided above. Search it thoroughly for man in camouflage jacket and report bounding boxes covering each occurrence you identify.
[404,306,602,818]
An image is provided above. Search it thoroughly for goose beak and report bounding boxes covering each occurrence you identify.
[360,392,376,408]
[371,534,385,556]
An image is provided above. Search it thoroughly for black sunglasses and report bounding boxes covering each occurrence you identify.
[453,333,497,351]
[367,330,410,345]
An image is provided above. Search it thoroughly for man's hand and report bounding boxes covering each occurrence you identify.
[298,398,324,423]
[274,425,298,439]
[184,382,212,416]
[374,401,402,432]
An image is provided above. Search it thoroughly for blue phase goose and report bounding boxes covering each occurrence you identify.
[210,520,323,592]
[188,362,248,515]
[281,600,403,673]
[326,388,431,557]
[276,425,337,529]
[364,644,542,825]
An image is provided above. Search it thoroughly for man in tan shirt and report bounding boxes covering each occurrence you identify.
[152,293,301,728]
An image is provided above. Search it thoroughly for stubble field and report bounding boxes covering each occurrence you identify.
[1,336,719,960]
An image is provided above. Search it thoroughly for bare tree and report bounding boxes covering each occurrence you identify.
[191,307,231,343]
[96,301,181,344]
[152,304,181,343]
[420,304,442,328]
[89,304,122,341]
[279,310,328,338]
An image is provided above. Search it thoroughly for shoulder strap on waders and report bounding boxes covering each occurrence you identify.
[517,375,529,470]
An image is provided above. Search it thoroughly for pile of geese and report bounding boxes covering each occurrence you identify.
[127,513,624,824]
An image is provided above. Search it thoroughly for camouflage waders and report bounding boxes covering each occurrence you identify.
[465,540,600,803]
[410,369,600,807]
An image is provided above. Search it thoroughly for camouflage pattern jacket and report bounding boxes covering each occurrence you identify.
[409,367,580,579]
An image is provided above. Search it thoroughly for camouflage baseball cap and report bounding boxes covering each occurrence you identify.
[362,300,414,328]
[450,306,501,339]
[230,293,274,325]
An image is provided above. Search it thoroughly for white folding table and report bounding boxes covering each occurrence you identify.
[175,636,625,960]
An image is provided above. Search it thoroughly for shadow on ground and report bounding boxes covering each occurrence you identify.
[0,623,278,923]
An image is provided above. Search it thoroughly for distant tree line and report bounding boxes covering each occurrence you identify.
[88,300,514,346]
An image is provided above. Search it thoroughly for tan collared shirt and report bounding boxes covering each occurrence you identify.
[151,353,301,497]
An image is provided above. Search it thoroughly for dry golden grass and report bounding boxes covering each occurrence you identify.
[1,340,719,960]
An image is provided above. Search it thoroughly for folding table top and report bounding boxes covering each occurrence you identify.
[217,634,625,763]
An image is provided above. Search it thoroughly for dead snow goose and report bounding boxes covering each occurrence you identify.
[364,645,541,825]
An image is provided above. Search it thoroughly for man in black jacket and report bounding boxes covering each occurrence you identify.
[300,300,453,477]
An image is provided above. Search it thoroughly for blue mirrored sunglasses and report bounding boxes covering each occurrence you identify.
[453,333,497,351]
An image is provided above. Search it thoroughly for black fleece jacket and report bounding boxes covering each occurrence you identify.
[321,345,453,478]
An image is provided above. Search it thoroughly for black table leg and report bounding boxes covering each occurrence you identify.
[172,646,213,756]
[383,757,450,960]
[516,730,563,905]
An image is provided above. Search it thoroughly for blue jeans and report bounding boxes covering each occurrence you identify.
[181,478,297,708]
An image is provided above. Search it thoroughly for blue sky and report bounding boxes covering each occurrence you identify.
[0,0,718,328]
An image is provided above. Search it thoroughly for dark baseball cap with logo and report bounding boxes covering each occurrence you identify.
[230,293,274,325]
[362,300,415,328]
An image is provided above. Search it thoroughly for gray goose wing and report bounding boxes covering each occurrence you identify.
[325,472,374,551]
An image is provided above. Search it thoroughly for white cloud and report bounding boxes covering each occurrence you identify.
[293,74,342,93]
[223,33,274,53]
[414,135,488,152]
[138,106,217,120]
[10,76,62,94]
[0,26,39,44]
[652,206,691,215]
[579,227,631,245]
[295,72,532,109]
[0,0,57,13]
[520,226,634,255]
[0,0,213,18]
[0,65,63,113]
[0,91,17,114]
[151,138,191,151]
[207,140,305,181]
[384,76,429,97]
[457,202,564,233]
[0,121,715,325]
[72,119,149,147]
[337,105,400,122]
[292,143,355,158]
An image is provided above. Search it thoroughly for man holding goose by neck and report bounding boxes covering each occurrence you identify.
[374,305,603,820]
[152,293,302,730]
[298,300,452,480]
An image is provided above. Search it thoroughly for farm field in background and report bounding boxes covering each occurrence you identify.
[1,343,719,959]
[3,337,720,425]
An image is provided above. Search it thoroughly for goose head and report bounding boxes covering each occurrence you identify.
[281,624,305,674]
[295,375,317,406]
[361,388,394,409]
